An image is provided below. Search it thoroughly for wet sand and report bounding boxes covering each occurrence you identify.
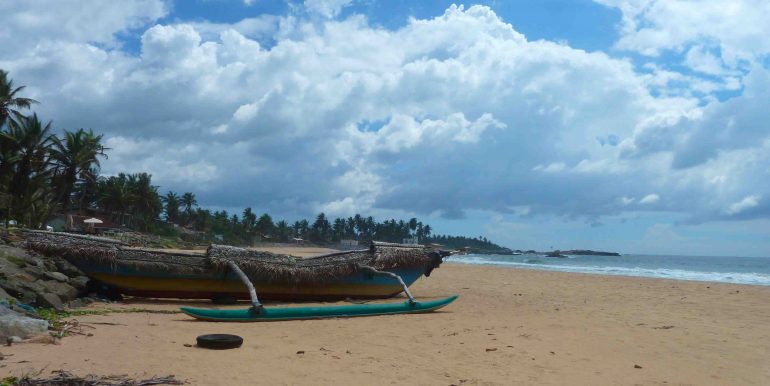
[2,262,769,385]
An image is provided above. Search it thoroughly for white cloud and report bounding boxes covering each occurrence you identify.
[0,0,167,51]
[304,0,354,18]
[596,0,770,65]
[533,163,566,173]
[2,2,769,225]
[639,194,659,204]
[726,195,760,215]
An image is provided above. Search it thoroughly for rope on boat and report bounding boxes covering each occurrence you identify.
[356,264,416,304]
[227,260,263,312]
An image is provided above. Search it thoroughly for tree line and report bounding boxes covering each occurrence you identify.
[0,69,511,248]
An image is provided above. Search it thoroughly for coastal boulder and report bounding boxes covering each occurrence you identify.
[0,287,11,301]
[69,276,90,291]
[0,275,41,303]
[44,271,69,282]
[0,304,49,339]
[23,264,47,279]
[38,280,78,303]
[1,245,40,267]
[36,292,64,311]
[54,258,85,277]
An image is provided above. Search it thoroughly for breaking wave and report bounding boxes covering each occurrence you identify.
[446,255,770,286]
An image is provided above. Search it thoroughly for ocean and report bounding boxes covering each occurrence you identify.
[446,253,770,286]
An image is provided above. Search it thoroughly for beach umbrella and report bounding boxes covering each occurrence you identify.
[83,218,103,227]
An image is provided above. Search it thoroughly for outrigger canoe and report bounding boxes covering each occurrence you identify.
[23,231,449,301]
[181,296,459,322]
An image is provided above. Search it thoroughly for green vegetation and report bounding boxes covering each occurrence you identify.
[1,251,26,267]
[1,377,18,386]
[35,307,180,336]
[1,69,506,249]
[424,234,511,254]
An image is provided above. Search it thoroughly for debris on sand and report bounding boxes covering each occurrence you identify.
[8,370,184,385]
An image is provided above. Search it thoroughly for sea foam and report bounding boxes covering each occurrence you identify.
[446,255,770,286]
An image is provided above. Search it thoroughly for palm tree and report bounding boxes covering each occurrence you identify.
[255,213,274,239]
[3,114,54,226]
[180,192,197,216]
[50,128,107,210]
[97,174,136,216]
[130,173,162,230]
[275,220,291,242]
[0,70,37,128]
[161,191,181,223]
[241,207,256,231]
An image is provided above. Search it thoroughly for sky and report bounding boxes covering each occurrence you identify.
[1,0,769,257]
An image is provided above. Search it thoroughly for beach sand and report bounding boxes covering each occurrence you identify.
[2,262,769,385]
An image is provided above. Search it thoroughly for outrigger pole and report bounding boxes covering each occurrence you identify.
[227,260,418,310]
[226,260,263,312]
[355,264,416,304]
[181,260,460,322]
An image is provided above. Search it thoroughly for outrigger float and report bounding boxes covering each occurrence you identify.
[23,231,458,320]
[181,262,458,321]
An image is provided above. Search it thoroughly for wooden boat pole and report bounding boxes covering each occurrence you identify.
[356,265,416,304]
[227,260,263,311]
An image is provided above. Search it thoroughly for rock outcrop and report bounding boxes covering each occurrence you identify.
[0,303,49,340]
[0,235,89,310]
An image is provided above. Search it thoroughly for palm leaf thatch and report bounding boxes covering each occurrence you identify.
[22,230,445,284]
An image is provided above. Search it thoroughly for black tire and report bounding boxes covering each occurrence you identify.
[196,334,243,350]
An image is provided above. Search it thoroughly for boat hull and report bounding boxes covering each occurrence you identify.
[83,265,426,301]
[180,296,459,322]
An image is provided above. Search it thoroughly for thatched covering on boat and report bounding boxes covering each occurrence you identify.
[206,242,443,283]
[22,231,444,284]
[23,230,212,276]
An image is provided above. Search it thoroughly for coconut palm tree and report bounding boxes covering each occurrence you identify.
[0,70,37,128]
[50,128,107,210]
[161,191,181,223]
[275,220,291,242]
[180,192,197,221]
[97,173,136,215]
[129,173,162,230]
[3,114,54,226]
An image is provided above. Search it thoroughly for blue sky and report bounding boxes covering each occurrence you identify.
[2,0,769,256]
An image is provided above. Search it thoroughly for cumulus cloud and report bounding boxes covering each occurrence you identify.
[639,194,659,204]
[0,0,167,50]
[595,0,770,65]
[1,1,769,227]
[725,195,760,216]
[304,0,354,18]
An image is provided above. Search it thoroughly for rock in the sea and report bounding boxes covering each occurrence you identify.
[44,271,69,282]
[0,304,49,339]
[36,292,64,311]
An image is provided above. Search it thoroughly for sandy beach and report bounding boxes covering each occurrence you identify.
[2,262,769,385]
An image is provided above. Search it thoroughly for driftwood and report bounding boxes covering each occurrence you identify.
[22,230,445,284]
[14,370,184,385]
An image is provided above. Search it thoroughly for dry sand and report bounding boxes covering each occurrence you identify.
[2,262,769,385]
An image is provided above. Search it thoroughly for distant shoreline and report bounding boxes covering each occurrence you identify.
[474,249,621,257]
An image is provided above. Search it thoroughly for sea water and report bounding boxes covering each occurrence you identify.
[446,253,770,286]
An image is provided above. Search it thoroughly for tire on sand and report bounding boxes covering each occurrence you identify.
[196,334,243,349]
